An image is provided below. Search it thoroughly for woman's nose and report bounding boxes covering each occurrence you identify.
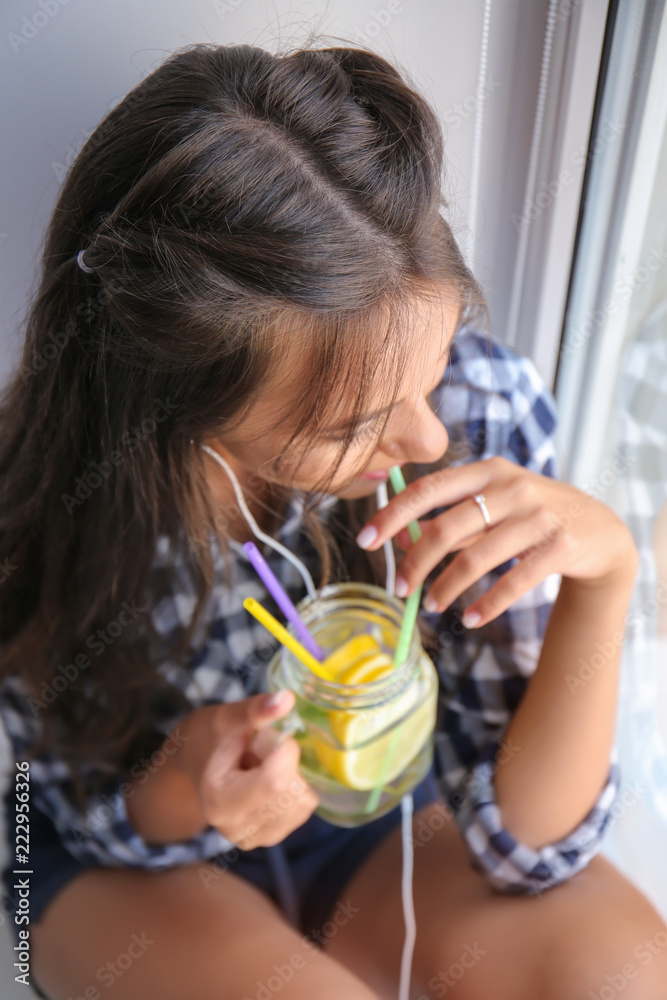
[382,404,449,466]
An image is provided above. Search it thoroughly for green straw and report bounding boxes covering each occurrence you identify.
[363,466,422,814]
[389,466,423,545]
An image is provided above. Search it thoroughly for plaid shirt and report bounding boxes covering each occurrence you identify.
[0,326,620,895]
[612,303,667,620]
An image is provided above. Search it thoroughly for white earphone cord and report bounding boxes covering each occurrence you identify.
[200,443,318,598]
[377,481,416,1000]
[203,448,415,1000]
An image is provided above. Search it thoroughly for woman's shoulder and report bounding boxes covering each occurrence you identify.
[447,326,555,404]
[435,325,559,474]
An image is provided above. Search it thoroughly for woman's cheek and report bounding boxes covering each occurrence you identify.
[314,451,366,491]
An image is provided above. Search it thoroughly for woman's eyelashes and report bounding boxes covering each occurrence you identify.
[352,422,380,444]
[327,420,382,446]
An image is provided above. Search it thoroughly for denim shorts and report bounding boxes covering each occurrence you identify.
[2,763,440,998]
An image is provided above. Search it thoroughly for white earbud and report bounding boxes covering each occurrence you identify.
[199,443,317,597]
[199,443,393,595]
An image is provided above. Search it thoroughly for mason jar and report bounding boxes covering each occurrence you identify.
[264,581,438,827]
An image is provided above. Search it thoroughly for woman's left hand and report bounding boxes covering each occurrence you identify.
[355,456,639,628]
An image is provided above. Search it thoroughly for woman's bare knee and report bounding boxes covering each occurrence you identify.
[541,857,667,1000]
[29,861,383,1000]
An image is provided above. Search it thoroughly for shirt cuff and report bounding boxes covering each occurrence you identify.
[452,739,621,894]
[49,776,236,870]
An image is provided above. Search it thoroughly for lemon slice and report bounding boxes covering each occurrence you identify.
[304,632,436,791]
[321,635,382,679]
[326,649,413,747]
[337,652,394,685]
[312,692,436,790]
[326,676,418,749]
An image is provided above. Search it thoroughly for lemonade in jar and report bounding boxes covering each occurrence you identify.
[265,581,438,826]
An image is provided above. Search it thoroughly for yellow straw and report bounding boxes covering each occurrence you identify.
[243,597,335,682]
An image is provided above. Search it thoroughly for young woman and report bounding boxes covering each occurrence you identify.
[1,41,665,1000]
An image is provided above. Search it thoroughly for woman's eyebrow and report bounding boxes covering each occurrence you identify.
[327,339,453,433]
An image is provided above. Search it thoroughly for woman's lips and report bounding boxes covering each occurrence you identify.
[359,469,390,481]
[358,463,405,481]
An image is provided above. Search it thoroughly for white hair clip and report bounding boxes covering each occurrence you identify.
[77,249,94,274]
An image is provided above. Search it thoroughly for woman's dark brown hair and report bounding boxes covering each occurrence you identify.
[0,40,486,809]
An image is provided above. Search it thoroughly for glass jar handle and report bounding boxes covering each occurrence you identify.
[268,711,307,742]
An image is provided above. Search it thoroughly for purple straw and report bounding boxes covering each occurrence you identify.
[242,541,325,661]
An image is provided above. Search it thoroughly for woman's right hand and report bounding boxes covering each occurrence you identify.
[175,690,319,850]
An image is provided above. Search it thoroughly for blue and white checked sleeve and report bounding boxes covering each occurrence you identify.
[0,673,236,870]
[0,533,240,870]
[0,508,315,872]
[426,329,621,894]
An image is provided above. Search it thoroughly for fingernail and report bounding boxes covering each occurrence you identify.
[394,575,409,598]
[264,691,287,710]
[462,610,481,628]
[356,525,378,549]
[424,594,438,613]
